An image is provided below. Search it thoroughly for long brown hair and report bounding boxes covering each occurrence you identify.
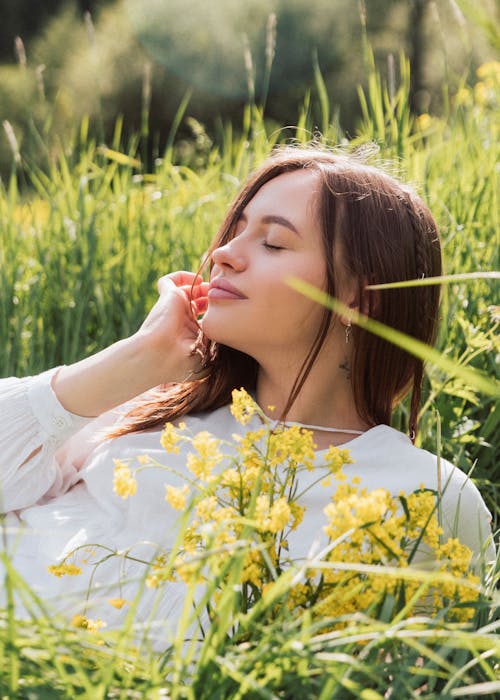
[112,145,442,440]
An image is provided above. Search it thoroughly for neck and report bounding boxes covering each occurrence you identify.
[255,352,371,448]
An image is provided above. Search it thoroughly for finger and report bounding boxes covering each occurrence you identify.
[168,271,205,287]
[190,281,210,299]
[193,296,208,314]
[157,272,203,294]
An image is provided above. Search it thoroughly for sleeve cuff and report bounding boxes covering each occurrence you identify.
[26,367,92,448]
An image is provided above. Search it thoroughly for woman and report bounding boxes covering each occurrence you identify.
[0,147,493,645]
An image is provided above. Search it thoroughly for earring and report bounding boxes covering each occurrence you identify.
[345,320,352,344]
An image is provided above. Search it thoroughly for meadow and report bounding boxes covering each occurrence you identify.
[0,52,499,698]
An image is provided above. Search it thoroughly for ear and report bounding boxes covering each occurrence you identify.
[338,277,379,325]
[363,274,381,319]
[337,279,362,327]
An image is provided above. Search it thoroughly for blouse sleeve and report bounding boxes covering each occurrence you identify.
[0,367,92,513]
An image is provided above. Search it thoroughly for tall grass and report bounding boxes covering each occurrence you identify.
[0,51,499,698]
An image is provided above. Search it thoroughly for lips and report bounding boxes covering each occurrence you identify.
[208,277,247,300]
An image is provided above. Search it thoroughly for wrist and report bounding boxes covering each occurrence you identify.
[53,335,167,417]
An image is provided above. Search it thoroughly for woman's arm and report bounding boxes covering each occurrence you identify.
[53,272,208,417]
[0,369,91,512]
[0,272,208,511]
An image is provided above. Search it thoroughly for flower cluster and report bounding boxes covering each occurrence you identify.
[314,475,480,622]
[113,459,137,498]
[47,562,82,577]
[230,387,257,425]
[49,388,482,632]
[148,390,342,598]
[154,389,480,623]
[416,61,500,140]
[454,60,500,110]
[71,614,107,633]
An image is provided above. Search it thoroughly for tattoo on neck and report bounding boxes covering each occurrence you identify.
[339,358,351,379]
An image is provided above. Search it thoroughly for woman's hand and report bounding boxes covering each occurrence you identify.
[136,271,210,382]
[52,272,209,418]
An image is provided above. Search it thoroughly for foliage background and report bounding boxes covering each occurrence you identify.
[0,0,499,176]
[0,1,498,697]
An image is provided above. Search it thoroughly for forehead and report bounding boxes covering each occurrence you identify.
[244,169,321,228]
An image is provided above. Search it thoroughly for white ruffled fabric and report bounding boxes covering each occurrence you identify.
[0,369,495,647]
[0,368,91,511]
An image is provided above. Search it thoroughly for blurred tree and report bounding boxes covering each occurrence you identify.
[407,0,432,112]
[0,0,496,177]
[361,0,431,112]
[0,0,65,60]
[0,0,112,61]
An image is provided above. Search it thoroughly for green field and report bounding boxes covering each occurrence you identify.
[0,54,499,698]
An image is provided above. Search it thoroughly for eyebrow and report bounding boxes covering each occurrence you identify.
[239,213,301,236]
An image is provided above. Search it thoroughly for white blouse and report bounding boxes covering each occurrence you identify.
[0,368,494,648]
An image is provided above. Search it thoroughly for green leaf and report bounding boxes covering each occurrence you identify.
[366,272,500,290]
[286,277,500,398]
[97,146,142,169]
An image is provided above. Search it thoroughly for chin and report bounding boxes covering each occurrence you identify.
[199,313,217,340]
[200,317,249,355]
[200,316,230,346]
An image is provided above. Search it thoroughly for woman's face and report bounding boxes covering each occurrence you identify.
[200,170,335,366]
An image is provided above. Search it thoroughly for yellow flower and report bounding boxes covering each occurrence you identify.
[268,497,292,533]
[71,614,87,628]
[287,582,312,610]
[432,538,480,621]
[187,431,223,479]
[323,485,392,540]
[192,431,222,458]
[237,430,266,470]
[268,425,316,469]
[241,549,265,586]
[196,495,218,522]
[165,484,190,510]
[86,618,107,633]
[146,554,177,587]
[71,615,107,632]
[476,60,500,81]
[152,415,482,627]
[253,495,292,533]
[253,494,270,532]
[416,113,432,130]
[113,460,137,499]
[455,87,470,106]
[146,574,161,588]
[47,563,82,577]
[161,422,182,454]
[230,388,257,425]
[437,537,472,574]
[183,525,202,553]
[289,501,305,530]
[174,555,204,585]
[221,468,241,489]
[325,446,353,472]
[108,597,128,609]
[474,81,493,105]
[403,489,442,548]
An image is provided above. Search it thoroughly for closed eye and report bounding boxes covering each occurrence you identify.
[263,242,284,251]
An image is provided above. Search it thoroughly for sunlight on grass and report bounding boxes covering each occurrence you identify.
[0,38,499,699]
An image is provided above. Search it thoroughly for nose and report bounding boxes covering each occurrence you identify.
[211,238,247,272]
